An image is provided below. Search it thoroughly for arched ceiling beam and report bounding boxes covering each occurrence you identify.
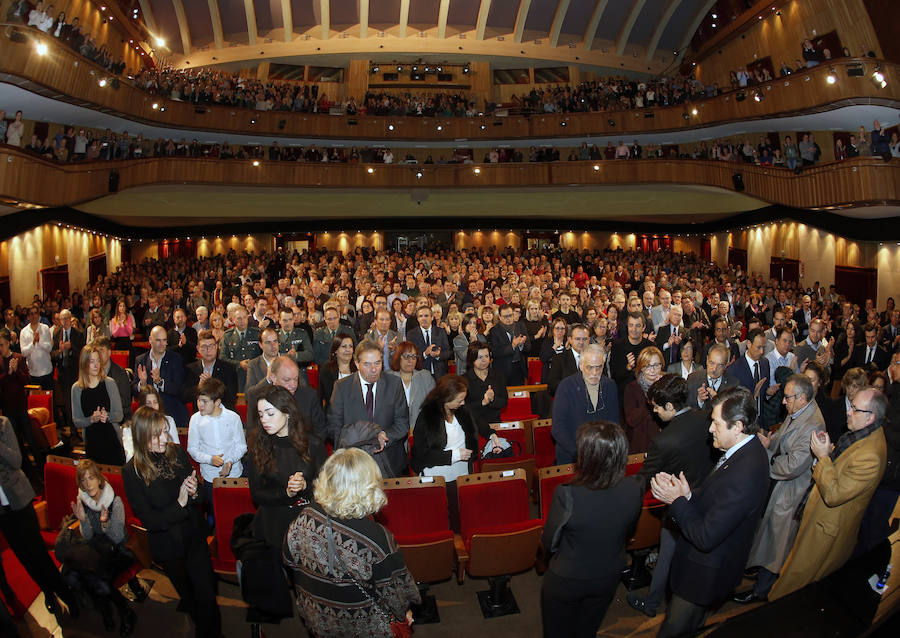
[646,0,681,61]
[360,0,369,38]
[207,0,224,49]
[475,0,492,40]
[137,0,157,34]
[513,0,532,43]
[399,0,410,38]
[243,0,258,45]
[281,0,293,42]
[171,0,192,56]
[548,0,571,48]
[616,0,647,56]
[676,0,716,63]
[437,0,450,39]
[583,0,607,51]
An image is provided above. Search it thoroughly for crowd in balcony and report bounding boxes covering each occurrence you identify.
[1,239,898,635]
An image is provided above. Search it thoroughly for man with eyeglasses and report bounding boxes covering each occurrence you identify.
[737,374,825,604]
[551,344,619,464]
[547,324,590,396]
[183,330,238,410]
[326,340,409,477]
[245,327,281,392]
[769,387,887,600]
[687,343,739,411]
[489,304,530,386]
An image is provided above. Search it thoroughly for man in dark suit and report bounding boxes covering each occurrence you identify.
[793,294,813,340]
[650,387,770,637]
[437,281,464,316]
[727,328,779,419]
[408,306,452,380]
[182,330,238,410]
[489,303,531,386]
[849,322,891,372]
[166,308,198,366]
[687,343,739,411]
[326,341,409,476]
[245,327,280,392]
[51,309,85,432]
[654,305,686,369]
[702,316,740,365]
[628,374,717,617]
[546,324,589,396]
[95,337,133,421]
[133,325,188,427]
[880,310,900,353]
[246,356,326,441]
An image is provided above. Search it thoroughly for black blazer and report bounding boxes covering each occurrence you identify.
[638,408,715,488]
[167,326,198,365]
[407,325,452,379]
[464,367,509,430]
[51,327,85,385]
[122,445,207,561]
[182,358,238,410]
[849,343,890,372]
[488,321,531,386]
[133,350,188,427]
[668,436,770,607]
[727,355,770,408]
[410,403,491,475]
[541,477,642,582]
[546,349,579,397]
[654,324,686,366]
[685,369,740,411]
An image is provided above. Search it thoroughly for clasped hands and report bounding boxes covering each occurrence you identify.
[650,471,691,505]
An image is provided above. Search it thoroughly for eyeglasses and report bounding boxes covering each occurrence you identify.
[400,353,418,360]
[848,402,872,415]
[783,392,802,401]
[644,362,663,370]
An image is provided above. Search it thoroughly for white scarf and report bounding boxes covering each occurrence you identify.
[79,481,114,512]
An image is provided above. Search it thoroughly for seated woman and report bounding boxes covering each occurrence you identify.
[386,341,435,432]
[411,374,501,530]
[71,345,125,465]
[123,385,181,461]
[623,346,665,454]
[541,421,642,638]
[123,407,220,638]
[284,448,420,637]
[61,459,138,635]
[317,333,356,411]
[464,341,508,431]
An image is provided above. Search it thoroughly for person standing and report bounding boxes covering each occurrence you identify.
[20,306,53,390]
[650,387,770,637]
[0,332,41,481]
[51,309,85,435]
[407,306,452,381]
[541,421,642,637]
[133,325,188,427]
[489,303,531,386]
[71,345,125,466]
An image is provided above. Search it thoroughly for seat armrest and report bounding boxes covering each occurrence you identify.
[34,499,48,529]
[453,533,469,585]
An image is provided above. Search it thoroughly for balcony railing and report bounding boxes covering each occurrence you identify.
[2,23,898,142]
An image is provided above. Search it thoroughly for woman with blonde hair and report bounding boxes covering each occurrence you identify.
[72,344,125,465]
[284,448,419,637]
[108,298,135,352]
[123,406,220,638]
[85,307,111,343]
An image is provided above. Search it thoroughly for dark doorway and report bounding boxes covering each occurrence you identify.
[834,266,878,306]
[728,247,747,271]
[41,265,69,300]
[770,258,800,284]
[89,254,107,285]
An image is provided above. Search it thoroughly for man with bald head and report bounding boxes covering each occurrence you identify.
[134,325,188,427]
[245,355,326,440]
[51,308,84,432]
[655,305,686,367]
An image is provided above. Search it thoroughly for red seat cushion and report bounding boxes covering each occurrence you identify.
[235,404,248,424]
[377,484,449,537]
[307,365,319,390]
[464,518,543,552]
[28,393,52,413]
[533,427,556,469]
[43,462,78,533]
[458,479,531,543]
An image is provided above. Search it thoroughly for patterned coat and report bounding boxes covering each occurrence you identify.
[283,504,419,638]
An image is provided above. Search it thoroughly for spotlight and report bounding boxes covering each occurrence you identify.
[415,171,423,179]
[436,125,443,131]
[873,70,885,83]
[436,65,442,72]
[607,119,615,126]
[711,13,717,18]
[151,102,159,109]
[753,91,763,102]
[412,65,418,72]
[397,65,403,72]
[480,124,486,130]
[473,167,481,174]
[388,124,394,131]
[367,167,374,174]
[712,23,717,28]
[154,37,165,47]
[826,72,836,84]
[98,78,107,87]
[691,108,698,115]
[560,121,567,127]
[252,160,260,166]
[593,165,600,171]
[463,64,470,74]
[35,42,48,56]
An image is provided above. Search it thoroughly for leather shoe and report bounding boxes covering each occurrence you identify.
[733,589,767,605]
[626,592,657,618]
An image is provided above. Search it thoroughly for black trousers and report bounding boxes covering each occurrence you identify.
[541,570,616,638]
[0,502,67,600]
[6,410,40,478]
[656,594,709,638]
[158,531,221,638]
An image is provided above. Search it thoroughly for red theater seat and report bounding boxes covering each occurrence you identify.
[531,419,556,469]
[27,388,53,414]
[210,477,256,574]
[527,358,542,385]
[480,422,537,499]
[537,464,575,522]
[306,364,319,390]
[500,391,537,422]
[455,469,542,618]
[111,350,130,369]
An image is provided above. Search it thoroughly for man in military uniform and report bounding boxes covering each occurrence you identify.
[278,308,314,381]
[221,306,261,393]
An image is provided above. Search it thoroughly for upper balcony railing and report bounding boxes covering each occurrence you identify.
[2,147,897,213]
[2,23,899,142]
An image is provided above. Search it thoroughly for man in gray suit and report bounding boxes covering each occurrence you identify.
[687,343,739,411]
[326,340,410,477]
[245,327,280,391]
[793,318,832,372]
[365,310,401,371]
[736,374,825,603]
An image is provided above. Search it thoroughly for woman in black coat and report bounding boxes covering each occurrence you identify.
[464,341,509,431]
[541,420,642,638]
[411,374,501,530]
[123,406,221,638]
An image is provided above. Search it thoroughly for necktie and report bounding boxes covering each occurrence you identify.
[709,378,718,392]
[867,347,873,364]
[713,453,728,471]
[424,329,430,348]
[365,382,374,421]
[671,328,678,363]
[753,361,760,385]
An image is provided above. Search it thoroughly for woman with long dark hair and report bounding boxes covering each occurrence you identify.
[541,421,642,637]
[317,333,357,410]
[464,341,508,431]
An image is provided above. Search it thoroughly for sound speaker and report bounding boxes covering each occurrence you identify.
[109,170,119,193]
[732,172,745,192]
[437,73,453,81]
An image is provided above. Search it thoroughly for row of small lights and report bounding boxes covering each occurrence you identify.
[55,222,125,242]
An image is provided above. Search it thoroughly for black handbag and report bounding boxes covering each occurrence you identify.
[482,439,522,460]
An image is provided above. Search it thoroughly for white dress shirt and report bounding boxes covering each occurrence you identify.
[187,407,247,482]
[20,322,53,377]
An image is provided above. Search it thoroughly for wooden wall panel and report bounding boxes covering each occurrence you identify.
[696,0,880,88]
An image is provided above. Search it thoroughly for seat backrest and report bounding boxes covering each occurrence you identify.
[489,421,529,453]
[377,476,449,537]
[43,456,79,530]
[532,419,556,468]
[110,350,129,369]
[212,478,256,565]
[501,393,533,421]
[306,365,319,390]
[97,463,137,523]
[527,358,542,385]
[625,452,645,477]
[235,403,248,424]
[457,469,531,541]
[27,389,53,413]
[538,464,575,521]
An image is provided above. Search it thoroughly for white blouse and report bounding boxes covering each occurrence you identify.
[422,415,468,483]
